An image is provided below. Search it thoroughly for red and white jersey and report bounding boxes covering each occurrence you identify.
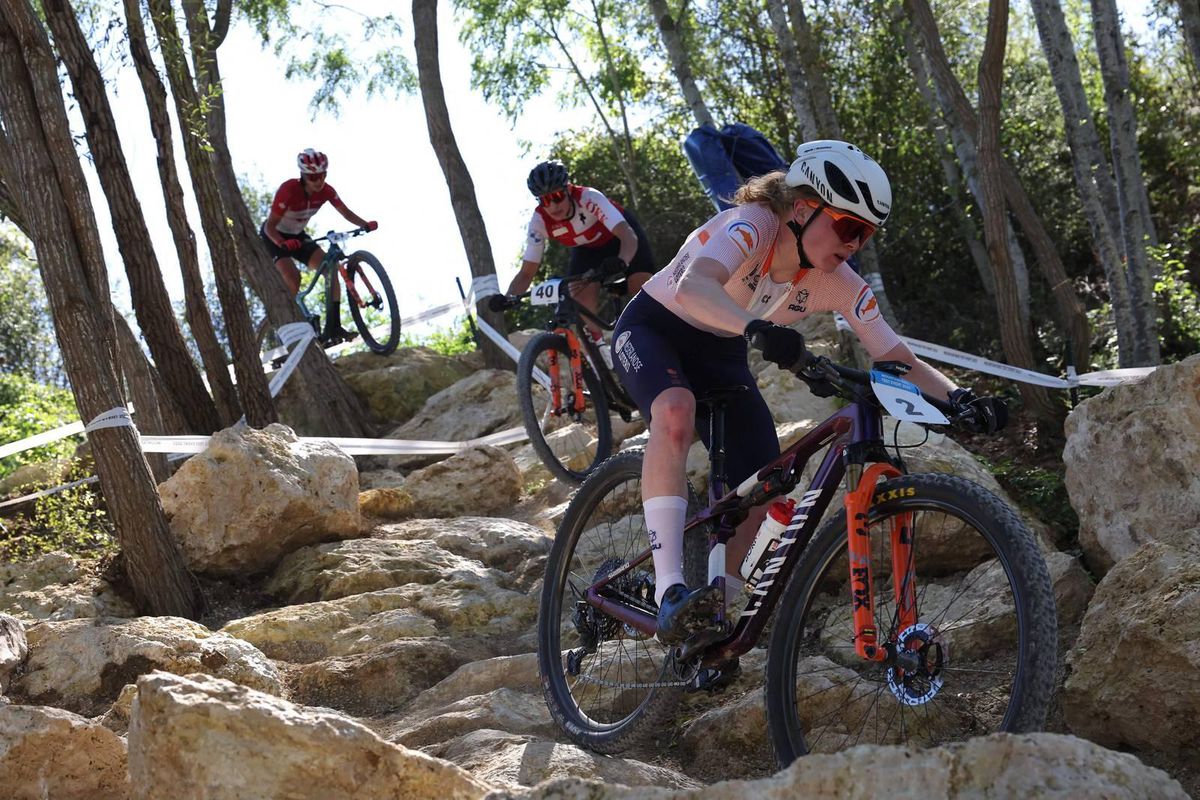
[641,202,901,358]
[522,185,626,262]
[270,178,340,235]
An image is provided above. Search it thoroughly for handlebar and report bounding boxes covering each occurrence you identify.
[506,266,619,305]
[312,227,371,245]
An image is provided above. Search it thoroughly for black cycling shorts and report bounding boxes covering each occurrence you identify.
[612,292,779,486]
[568,207,655,282]
[259,224,320,264]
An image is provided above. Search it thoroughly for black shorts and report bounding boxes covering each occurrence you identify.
[568,207,655,283]
[612,292,779,486]
[259,224,320,264]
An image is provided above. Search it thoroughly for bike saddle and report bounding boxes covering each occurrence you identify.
[696,385,750,409]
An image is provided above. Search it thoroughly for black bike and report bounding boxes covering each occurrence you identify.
[509,268,639,484]
[256,227,400,358]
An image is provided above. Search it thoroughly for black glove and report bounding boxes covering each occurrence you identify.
[949,388,1008,433]
[598,255,627,278]
[744,319,807,369]
[487,294,517,312]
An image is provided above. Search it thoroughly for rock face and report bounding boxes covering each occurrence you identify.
[488,733,1188,799]
[159,424,361,575]
[371,446,523,519]
[1063,354,1200,574]
[1062,529,1200,756]
[338,346,478,424]
[0,704,130,800]
[0,614,26,693]
[0,551,135,621]
[11,616,281,716]
[127,672,489,800]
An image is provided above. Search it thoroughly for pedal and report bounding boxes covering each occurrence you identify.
[565,647,588,676]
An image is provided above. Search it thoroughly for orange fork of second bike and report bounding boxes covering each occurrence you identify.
[337,261,376,309]
[546,328,588,415]
[843,462,917,662]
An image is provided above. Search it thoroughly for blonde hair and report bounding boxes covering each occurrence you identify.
[731,171,820,214]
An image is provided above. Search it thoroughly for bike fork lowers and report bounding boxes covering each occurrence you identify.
[547,329,588,415]
[843,462,915,662]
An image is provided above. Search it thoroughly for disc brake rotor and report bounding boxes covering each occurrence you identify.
[885,622,947,706]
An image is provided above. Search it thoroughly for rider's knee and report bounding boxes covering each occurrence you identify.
[650,390,695,447]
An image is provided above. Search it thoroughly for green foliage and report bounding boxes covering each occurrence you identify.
[398,315,478,356]
[0,461,116,564]
[0,374,80,481]
[0,227,60,384]
[1151,230,1200,362]
[983,456,1079,546]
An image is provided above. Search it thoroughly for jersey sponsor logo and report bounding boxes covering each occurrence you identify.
[582,199,607,224]
[726,220,759,257]
[615,331,631,351]
[698,229,711,245]
[788,288,809,313]
[552,226,569,237]
[854,285,880,323]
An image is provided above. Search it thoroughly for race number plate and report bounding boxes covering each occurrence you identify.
[529,279,564,306]
[869,370,949,424]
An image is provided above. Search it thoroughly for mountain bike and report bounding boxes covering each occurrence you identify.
[536,350,1057,766]
[256,227,400,361]
[510,268,640,484]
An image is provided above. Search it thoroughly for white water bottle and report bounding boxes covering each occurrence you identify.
[740,498,796,583]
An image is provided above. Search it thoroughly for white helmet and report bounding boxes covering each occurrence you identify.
[785,140,891,226]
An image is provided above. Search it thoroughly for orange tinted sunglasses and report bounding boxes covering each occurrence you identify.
[805,200,876,245]
[540,190,567,206]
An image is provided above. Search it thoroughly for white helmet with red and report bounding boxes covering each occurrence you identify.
[785,140,891,226]
[297,148,329,175]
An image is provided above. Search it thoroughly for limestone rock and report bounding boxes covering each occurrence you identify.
[0,614,26,693]
[338,346,477,424]
[0,704,130,799]
[389,687,555,749]
[1062,529,1200,756]
[159,423,361,575]
[429,729,700,791]
[11,616,281,716]
[487,733,1187,799]
[358,486,417,519]
[1063,354,1200,574]
[401,446,522,517]
[0,551,134,622]
[128,672,489,799]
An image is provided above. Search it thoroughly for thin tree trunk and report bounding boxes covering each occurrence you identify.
[42,0,220,435]
[785,0,839,139]
[1092,0,1160,364]
[976,0,1063,436]
[114,313,174,482]
[906,0,1089,371]
[1180,0,1200,80]
[1029,0,1135,365]
[589,0,640,206]
[412,0,509,369]
[146,0,275,428]
[181,0,375,436]
[0,172,25,230]
[765,0,819,141]
[646,0,714,128]
[902,19,996,300]
[122,0,240,425]
[0,0,202,617]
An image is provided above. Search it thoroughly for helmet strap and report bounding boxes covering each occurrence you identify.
[786,201,824,270]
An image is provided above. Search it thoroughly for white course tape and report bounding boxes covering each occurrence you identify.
[0,475,98,510]
[139,425,529,456]
[266,322,317,399]
[0,419,84,460]
[830,313,1156,388]
[84,407,135,432]
[469,274,501,306]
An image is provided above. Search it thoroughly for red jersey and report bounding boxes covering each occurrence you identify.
[522,185,626,262]
[270,178,339,235]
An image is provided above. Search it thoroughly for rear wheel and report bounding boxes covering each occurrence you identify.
[517,331,612,484]
[341,250,400,354]
[537,449,708,753]
[764,473,1057,767]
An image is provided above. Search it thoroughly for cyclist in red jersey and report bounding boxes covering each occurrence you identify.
[259,148,377,342]
[489,160,655,351]
[609,141,1008,644]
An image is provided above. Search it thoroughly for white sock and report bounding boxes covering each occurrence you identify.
[644,495,689,606]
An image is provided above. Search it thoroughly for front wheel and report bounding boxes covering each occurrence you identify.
[764,472,1057,767]
[517,331,612,484]
[341,250,400,354]
[538,449,708,754]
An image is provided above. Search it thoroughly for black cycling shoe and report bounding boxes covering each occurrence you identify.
[319,325,357,347]
[655,583,723,645]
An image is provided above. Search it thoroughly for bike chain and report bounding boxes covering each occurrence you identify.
[574,671,692,690]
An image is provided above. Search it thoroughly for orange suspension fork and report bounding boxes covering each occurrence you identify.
[843,461,908,662]
[561,328,587,414]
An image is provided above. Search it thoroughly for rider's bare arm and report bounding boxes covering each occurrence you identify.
[878,341,958,400]
[330,197,369,229]
[264,211,288,247]
[675,258,758,335]
[506,259,542,296]
[610,220,639,266]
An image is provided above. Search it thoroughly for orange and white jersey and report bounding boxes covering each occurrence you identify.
[640,202,901,358]
[522,185,626,262]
